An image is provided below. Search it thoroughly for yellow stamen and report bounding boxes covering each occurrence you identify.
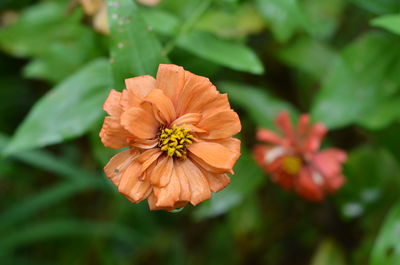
[158,124,193,159]
[282,156,302,175]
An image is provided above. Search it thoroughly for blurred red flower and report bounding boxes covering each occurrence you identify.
[253,111,347,201]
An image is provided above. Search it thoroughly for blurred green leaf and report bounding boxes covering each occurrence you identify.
[0,1,101,83]
[370,200,400,265]
[351,0,400,15]
[177,31,263,74]
[194,150,265,219]
[256,0,312,42]
[4,59,112,155]
[311,33,400,129]
[0,179,104,229]
[0,219,148,256]
[141,8,179,36]
[310,239,347,265]
[218,82,298,128]
[371,14,400,35]
[107,0,167,90]
[193,3,265,38]
[337,146,400,219]
[279,37,336,79]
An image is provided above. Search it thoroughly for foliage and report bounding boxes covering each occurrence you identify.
[1,0,400,264]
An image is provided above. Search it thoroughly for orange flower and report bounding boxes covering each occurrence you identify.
[100,64,241,211]
[253,111,346,201]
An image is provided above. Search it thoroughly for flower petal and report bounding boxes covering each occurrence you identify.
[275,111,294,142]
[180,159,211,205]
[210,137,241,155]
[175,161,191,202]
[172,113,202,126]
[150,155,173,187]
[297,114,310,136]
[99,116,131,149]
[202,170,230,193]
[295,168,324,201]
[188,141,240,174]
[197,110,241,139]
[144,89,176,124]
[156,64,185,105]
[256,128,285,146]
[104,149,139,185]
[304,123,327,153]
[120,105,159,139]
[103,89,122,117]
[125,75,156,99]
[154,164,181,208]
[130,138,158,149]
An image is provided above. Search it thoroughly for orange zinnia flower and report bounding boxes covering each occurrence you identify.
[253,111,346,201]
[100,64,241,211]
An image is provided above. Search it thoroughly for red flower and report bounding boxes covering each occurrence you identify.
[253,111,346,201]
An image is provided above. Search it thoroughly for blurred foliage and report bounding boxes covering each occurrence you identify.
[1,0,400,264]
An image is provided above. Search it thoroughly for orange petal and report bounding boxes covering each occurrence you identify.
[125,75,156,99]
[120,106,159,139]
[188,141,240,174]
[120,89,142,112]
[150,156,173,187]
[144,89,176,124]
[171,113,202,126]
[154,164,181,208]
[156,64,185,106]
[103,89,122,117]
[104,149,139,186]
[175,161,191,202]
[139,150,162,180]
[117,161,143,202]
[197,110,241,139]
[99,116,131,149]
[175,71,217,116]
[203,171,230,193]
[201,93,230,119]
[211,137,241,155]
[180,159,211,205]
[130,138,158,149]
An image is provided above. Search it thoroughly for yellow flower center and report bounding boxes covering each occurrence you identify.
[158,124,193,158]
[281,156,302,175]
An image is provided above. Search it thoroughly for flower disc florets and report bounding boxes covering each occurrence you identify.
[158,125,193,158]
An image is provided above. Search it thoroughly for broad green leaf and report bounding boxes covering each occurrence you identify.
[141,8,179,36]
[370,200,400,265]
[107,0,167,90]
[4,59,112,155]
[176,31,263,74]
[194,150,265,219]
[279,37,336,79]
[303,0,346,39]
[351,0,400,15]
[337,146,400,219]
[311,239,347,265]
[311,33,400,129]
[358,98,400,129]
[256,0,312,42]
[0,219,148,256]
[0,180,104,229]
[371,14,400,35]
[218,82,298,128]
[0,1,101,83]
[193,3,265,38]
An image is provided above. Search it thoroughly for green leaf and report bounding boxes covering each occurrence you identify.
[4,59,112,155]
[279,37,336,79]
[370,200,400,265]
[351,0,400,15]
[194,150,265,219]
[107,0,167,90]
[311,33,400,129]
[0,1,101,83]
[176,31,264,74]
[311,239,347,265]
[218,81,298,128]
[0,219,148,256]
[256,0,312,42]
[371,14,400,35]
[140,8,179,36]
